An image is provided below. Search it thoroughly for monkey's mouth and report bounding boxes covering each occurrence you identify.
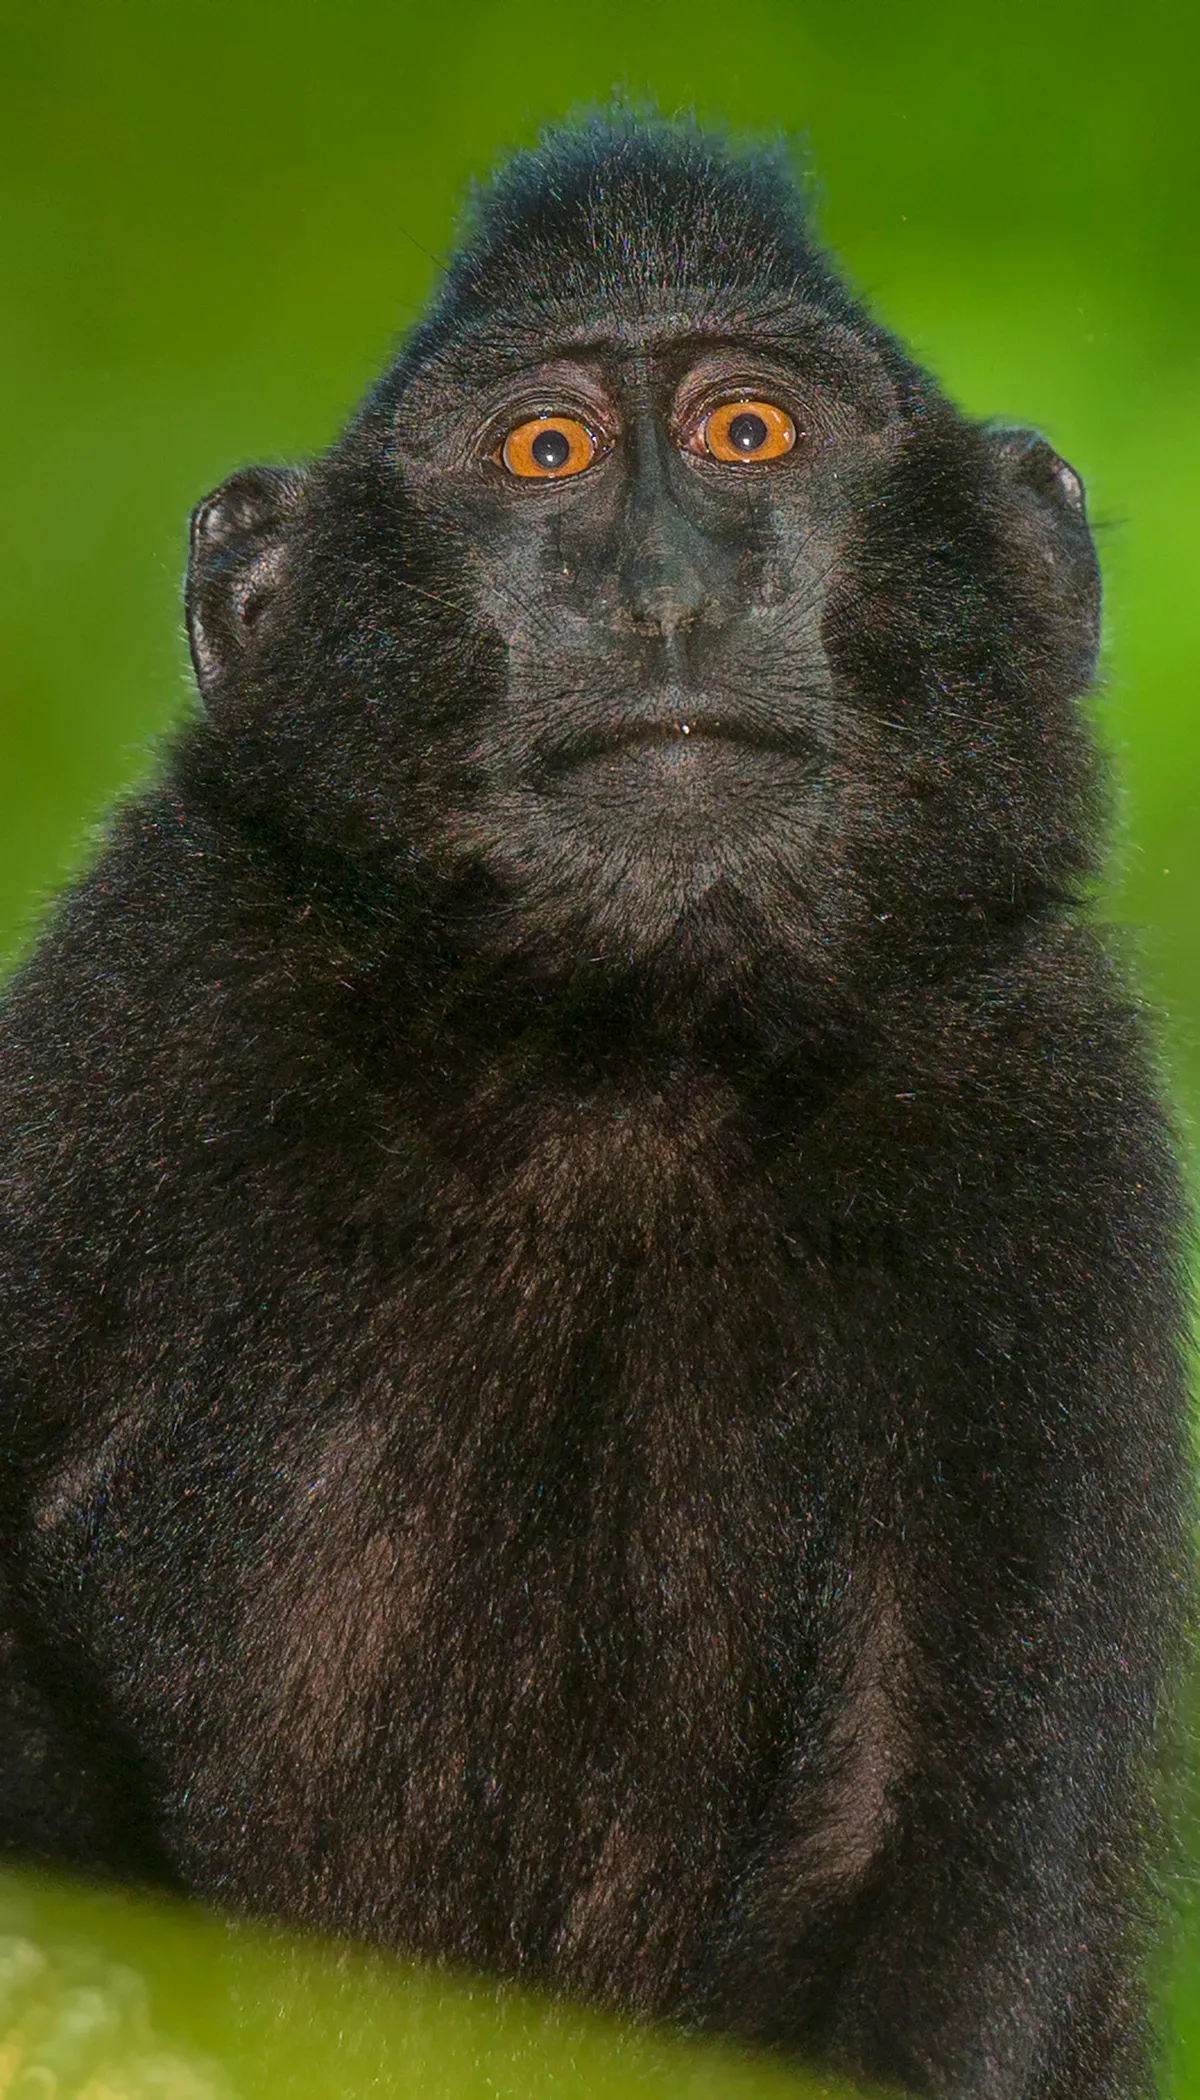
[534,716,816,786]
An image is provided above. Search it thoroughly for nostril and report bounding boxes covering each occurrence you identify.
[629,593,704,640]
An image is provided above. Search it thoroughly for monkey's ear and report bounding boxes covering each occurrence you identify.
[988,426,1088,517]
[186,466,308,720]
[986,426,1100,668]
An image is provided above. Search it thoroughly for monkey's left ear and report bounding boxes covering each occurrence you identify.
[986,426,1100,671]
[186,466,309,723]
[988,426,1088,516]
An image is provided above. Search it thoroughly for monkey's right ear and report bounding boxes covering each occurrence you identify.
[186,466,308,721]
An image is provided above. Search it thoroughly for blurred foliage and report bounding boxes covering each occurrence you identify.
[0,0,1197,2090]
[0,1870,866,2100]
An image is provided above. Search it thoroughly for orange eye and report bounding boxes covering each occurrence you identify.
[691,400,796,464]
[501,416,596,479]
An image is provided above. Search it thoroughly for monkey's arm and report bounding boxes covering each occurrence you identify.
[710,963,1190,2100]
[829,1346,1179,2100]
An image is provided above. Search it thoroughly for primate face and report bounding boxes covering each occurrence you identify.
[368,303,945,978]
[388,308,905,958]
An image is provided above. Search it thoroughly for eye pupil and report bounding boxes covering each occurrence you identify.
[727,411,769,454]
[531,428,571,470]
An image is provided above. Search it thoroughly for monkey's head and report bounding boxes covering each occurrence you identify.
[186,117,1102,1012]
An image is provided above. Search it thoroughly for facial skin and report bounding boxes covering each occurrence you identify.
[391,319,899,956]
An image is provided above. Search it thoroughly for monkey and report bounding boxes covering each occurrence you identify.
[0,111,1190,2100]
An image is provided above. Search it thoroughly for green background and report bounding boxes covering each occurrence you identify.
[1,0,1197,2089]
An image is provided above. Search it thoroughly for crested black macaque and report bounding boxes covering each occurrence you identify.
[0,115,1191,2100]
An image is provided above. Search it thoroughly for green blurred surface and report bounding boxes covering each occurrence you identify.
[0,1869,864,2099]
[0,0,1197,2089]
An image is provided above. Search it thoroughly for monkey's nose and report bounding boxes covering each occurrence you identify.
[628,580,704,646]
[621,517,710,643]
[618,416,716,640]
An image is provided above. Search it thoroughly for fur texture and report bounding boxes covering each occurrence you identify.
[0,115,1191,2100]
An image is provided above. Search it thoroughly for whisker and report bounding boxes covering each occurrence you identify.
[395,576,471,617]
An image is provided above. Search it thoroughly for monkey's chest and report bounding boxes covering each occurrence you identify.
[206,1347,826,1973]
[66,1139,865,1986]
[108,1276,842,1992]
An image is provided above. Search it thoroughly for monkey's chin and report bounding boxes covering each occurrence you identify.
[487,738,827,865]
[457,759,838,993]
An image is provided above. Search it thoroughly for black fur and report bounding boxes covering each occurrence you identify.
[0,115,1190,2099]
